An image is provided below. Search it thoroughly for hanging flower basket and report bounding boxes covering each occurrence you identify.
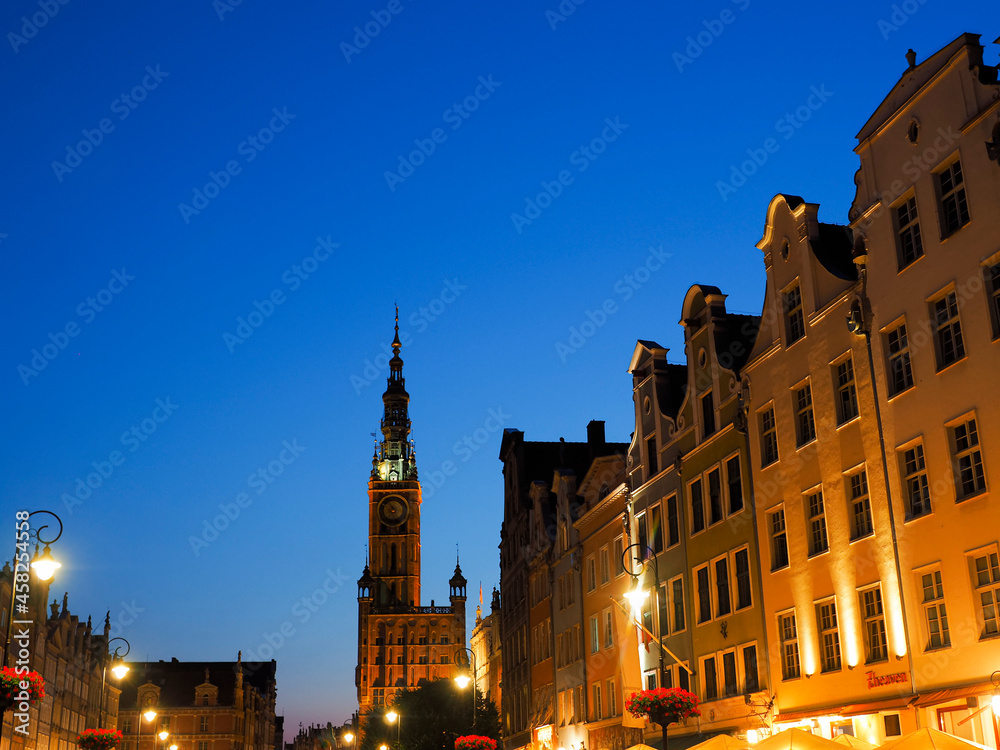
[0,666,46,705]
[455,736,497,750]
[626,687,701,725]
[77,729,124,750]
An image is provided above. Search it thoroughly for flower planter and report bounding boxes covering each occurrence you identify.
[626,688,701,750]
[77,729,124,750]
[0,666,46,707]
[455,735,497,750]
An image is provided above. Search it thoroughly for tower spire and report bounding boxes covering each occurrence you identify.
[373,307,413,481]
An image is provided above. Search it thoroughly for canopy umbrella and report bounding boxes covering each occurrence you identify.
[756,728,843,750]
[688,735,750,750]
[832,736,878,750]
[625,744,660,750]
[879,729,991,750]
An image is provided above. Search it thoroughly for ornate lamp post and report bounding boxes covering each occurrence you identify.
[138,710,157,750]
[385,710,400,749]
[622,542,697,750]
[98,635,130,728]
[2,510,63,727]
[453,647,478,726]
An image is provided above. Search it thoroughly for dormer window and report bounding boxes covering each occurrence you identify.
[783,283,805,345]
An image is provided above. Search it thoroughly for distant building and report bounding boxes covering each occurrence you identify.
[0,570,122,750]
[470,588,502,714]
[355,312,468,714]
[498,423,628,750]
[117,656,277,750]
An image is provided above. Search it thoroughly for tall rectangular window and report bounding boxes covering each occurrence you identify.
[902,444,931,518]
[817,600,842,672]
[647,436,658,476]
[671,577,685,633]
[696,566,711,623]
[952,417,986,499]
[606,679,617,717]
[603,608,614,648]
[637,514,648,559]
[586,556,597,592]
[938,159,970,236]
[592,682,603,721]
[199,716,209,732]
[658,582,669,638]
[715,556,731,617]
[770,509,788,570]
[886,323,914,396]
[691,479,705,533]
[734,548,752,610]
[989,262,1000,339]
[931,291,965,369]
[703,656,718,700]
[760,407,778,467]
[779,612,800,679]
[973,552,1000,638]
[784,284,805,344]
[742,644,759,693]
[722,651,738,697]
[795,383,816,446]
[613,536,624,577]
[666,495,680,547]
[726,455,743,513]
[807,490,828,555]
[849,471,873,540]
[861,587,888,663]
[702,391,716,437]
[921,570,950,650]
[895,195,923,268]
[708,468,723,525]
[650,504,664,554]
[590,615,599,654]
[599,546,611,585]
[835,358,859,424]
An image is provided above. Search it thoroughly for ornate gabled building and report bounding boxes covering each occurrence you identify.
[117,656,278,750]
[355,311,467,714]
[0,568,123,750]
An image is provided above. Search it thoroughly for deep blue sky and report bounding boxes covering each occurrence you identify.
[2,0,995,734]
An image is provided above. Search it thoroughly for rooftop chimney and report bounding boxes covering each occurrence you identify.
[587,420,606,446]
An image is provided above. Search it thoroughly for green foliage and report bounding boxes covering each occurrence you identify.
[358,680,500,750]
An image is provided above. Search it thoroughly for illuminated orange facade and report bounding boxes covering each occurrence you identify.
[742,33,1000,746]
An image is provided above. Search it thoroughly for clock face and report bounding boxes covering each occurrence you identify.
[379,496,408,526]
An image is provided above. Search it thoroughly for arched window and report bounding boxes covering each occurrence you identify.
[401,544,406,573]
[381,543,388,574]
[391,543,397,573]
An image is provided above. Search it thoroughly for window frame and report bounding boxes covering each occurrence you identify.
[778,609,801,680]
[769,507,789,571]
[793,380,817,447]
[949,414,987,501]
[833,354,859,426]
[899,439,932,520]
[883,319,915,398]
[847,468,874,541]
[918,567,950,651]
[935,156,971,238]
[929,288,966,371]
[860,585,889,664]
[783,281,806,345]
[816,598,842,673]
[892,192,924,270]
[805,487,829,556]
[759,405,779,467]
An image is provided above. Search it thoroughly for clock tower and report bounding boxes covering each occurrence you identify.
[367,310,421,608]
[356,310,467,713]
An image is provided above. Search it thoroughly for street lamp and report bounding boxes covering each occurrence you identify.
[622,542,670,750]
[385,710,400,748]
[453,647,478,726]
[138,710,157,750]
[2,510,63,729]
[98,634,131,728]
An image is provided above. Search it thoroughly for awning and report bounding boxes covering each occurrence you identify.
[912,682,995,708]
[643,732,732,750]
[775,707,844,722]
[840,695,916,716]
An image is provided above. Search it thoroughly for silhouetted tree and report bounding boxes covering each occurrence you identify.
[358,680,500,750]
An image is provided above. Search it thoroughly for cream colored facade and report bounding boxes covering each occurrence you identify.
[742,32,1000,747]
[850,33,1000,744]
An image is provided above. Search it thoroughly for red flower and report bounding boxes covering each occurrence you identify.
[77,729,124,750]
[0,667,46,703]
[625,688,701,722]
[455,735,497,750]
